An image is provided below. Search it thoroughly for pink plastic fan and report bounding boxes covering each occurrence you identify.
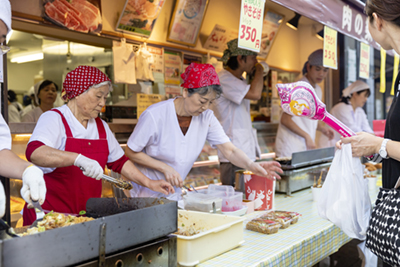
[276,81,355,138]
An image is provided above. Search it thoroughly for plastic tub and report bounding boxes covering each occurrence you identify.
[206,184,243,212]
[183,192,222,213]
[175,210,245,266]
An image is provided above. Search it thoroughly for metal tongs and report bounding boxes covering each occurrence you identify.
[31,200,45,228]
[102,174,133,190]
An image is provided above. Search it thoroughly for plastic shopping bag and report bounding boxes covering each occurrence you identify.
[317,144,371,240]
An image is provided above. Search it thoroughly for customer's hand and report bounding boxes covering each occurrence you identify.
[21,165,47,208]
[162,164,183,187]
[340,132,383,157]
[249,161,283,181]
[74,154,103,180]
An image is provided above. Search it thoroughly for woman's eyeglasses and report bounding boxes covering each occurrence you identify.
[0,43,10,55]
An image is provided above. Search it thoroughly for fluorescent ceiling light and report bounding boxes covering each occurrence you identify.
[10,53,44,63]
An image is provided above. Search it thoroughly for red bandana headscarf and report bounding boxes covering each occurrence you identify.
[62,65,111,100]
[180,63,220,89]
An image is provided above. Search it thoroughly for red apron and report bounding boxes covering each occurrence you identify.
[23,109,109,226]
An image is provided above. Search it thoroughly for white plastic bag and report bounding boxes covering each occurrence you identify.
[317,144,371,240]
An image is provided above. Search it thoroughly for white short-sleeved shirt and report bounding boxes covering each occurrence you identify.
[127,98,230,197]
[22,106,43,122]
[0,115,11,151]
[274,76,322,157]
[29,105,124,174]
[211,69,258,162]
[327,102,373,146]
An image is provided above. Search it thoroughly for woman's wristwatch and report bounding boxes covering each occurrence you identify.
[379,139,390,159]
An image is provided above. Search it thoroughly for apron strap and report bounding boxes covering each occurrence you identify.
[51,109,73,138]
[95,117,106,139]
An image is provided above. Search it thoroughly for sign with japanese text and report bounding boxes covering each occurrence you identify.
[238,0,266,52]
[270,0,390,55]
[391,53,399,95]
[203,24,238,52]
[137,93,162,118]
[147,46,164,74]
[323,26,338,69]
[359,43,370,79]
[164,51,182,85]
[380,48,386,93]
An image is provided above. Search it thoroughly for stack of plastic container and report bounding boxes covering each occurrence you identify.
[206,185,243,212]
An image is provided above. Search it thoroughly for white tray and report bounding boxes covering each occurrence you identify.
[175,210,245,266]
[222,205,248,216]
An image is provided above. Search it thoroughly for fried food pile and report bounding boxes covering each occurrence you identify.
[19,211,94,236]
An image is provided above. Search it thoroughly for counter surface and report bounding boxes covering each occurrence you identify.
[198,189,352,267]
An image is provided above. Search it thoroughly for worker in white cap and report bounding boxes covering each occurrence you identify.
[325,80,374,147]
[0,0,46,219]
[275,49,335,157]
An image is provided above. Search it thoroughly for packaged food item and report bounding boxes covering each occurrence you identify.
[273,210,301,224]
[246,218,280,234]
[260,212,291,229]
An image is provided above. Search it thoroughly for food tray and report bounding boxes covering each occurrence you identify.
[175,210,245,266]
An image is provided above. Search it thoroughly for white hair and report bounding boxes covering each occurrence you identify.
[81,81,113,96]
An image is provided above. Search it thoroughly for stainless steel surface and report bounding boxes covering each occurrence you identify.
[31,201,43,212]
[0,198,177,267]
[281,147,335,170]
[276,162,331,196]
[99,223,106,267]
[75,236,177,267]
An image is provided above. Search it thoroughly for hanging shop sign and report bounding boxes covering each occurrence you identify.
[323,26,338,70]
[380,49,386,93]
[391,54,399,96]
[164,51,182,85]
[258,10,284,60]
[359,42,370,79]
[116,0,165,37]
[238,0,266,52]
[43,0,102,34]
[270,0,392,55]
[167,0,210,46]
[203,24,238,52]
[137,93,162,118]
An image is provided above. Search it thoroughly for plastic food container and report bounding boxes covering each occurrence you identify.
[175,210,245,266]
[183,192,222,213]
[207,184,243,212]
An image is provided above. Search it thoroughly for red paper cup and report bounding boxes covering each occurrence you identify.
[244,173,275,210]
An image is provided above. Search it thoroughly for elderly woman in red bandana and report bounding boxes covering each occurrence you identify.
[22,66,174,225]
[125,63,283,198]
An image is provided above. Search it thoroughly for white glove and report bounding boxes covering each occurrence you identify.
[74,154,103,180]
[21,165,47,206]
[0,182,5,217]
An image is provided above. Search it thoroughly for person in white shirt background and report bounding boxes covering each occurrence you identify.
[211,38,269,188]
[125,63,282,198]
[22,80,58,122]
[0,0,46,219]
[324,80,374,147]
[274,49,335,157]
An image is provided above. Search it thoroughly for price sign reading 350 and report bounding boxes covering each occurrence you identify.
[238,0,265,52]
[323,26,338,70]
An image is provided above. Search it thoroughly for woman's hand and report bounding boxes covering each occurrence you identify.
[340,132,383,157]
[248,161,283,181]
[305,136,316,150]
[149,179,175,196]
[162,164,183,188]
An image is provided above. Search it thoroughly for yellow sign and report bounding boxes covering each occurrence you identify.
[359,43,370,79]
[380,48,386,93]
[137,94,162,118]
[391,53,399,95]
[238,0,266,52]
[323,26,337,69]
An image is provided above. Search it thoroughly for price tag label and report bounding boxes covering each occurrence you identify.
[238,0,265,52]
[323,26,337,69]
[359,42,370,79]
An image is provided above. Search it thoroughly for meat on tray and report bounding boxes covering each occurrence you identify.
[44,0,101,33]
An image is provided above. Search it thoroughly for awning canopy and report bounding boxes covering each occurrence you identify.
[271,0,394,55]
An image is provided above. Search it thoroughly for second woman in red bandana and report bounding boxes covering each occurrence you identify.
[125,63,283,198]
[22,65,174,225]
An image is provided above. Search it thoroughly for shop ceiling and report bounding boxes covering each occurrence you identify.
[7,0,319,59]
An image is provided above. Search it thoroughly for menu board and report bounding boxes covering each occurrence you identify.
[137,93,162,118]
[43,0,102,34]
[258,11,284,59]
[164,51,182,85]
[203,24,238,52]
[116,0,165,37]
